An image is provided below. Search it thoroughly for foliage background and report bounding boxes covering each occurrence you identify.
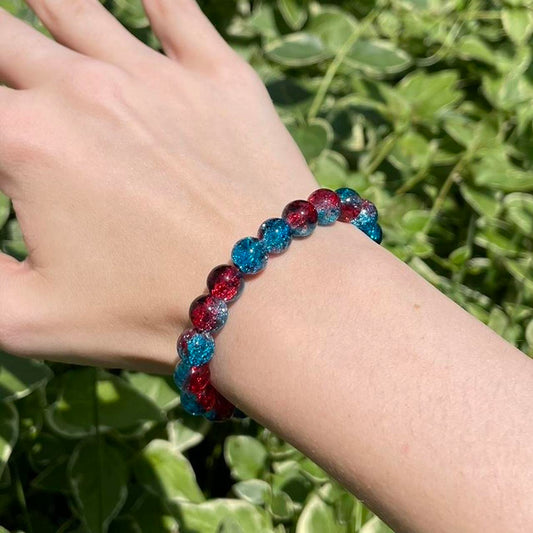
[1,0,532,531]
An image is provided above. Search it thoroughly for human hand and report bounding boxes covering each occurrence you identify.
[0,0,317,372]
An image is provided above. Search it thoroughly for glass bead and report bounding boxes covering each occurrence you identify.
[336,187,362,222]
[231,237,268,275]
[184,364,211,394]
[205,391,236,422]
[352,199,378,232]
[281,200,318,237]
[196,384,217,412]
[233,408,247,419]
[257,218,292,254]
[180,390,205,416]
[177,328,215,366]
[308,188,341,226]
[207,264,244,303]
[365,223,383,244]
[173,360,191,390]
[189,294,228,333]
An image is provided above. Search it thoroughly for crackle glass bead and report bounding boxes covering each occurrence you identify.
[336,187,362,222]
[177,328,215,366]
[184,364,211,394]
[207,264,244,303]
[282,200,318,237]
[180,390,205,416]
[365,223,383,244]
[308,188,341,226]
[233,408,247,419]
[352,199,378,233]
[189,294,228,333]
[173,360,191,389]
[257,218,292,254]
[205,391,235,422]
[196,384,217,411]
[231,237,268,274]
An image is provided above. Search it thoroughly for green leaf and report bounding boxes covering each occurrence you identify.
[0,402,18,478]
[277,0,307,31]
[459,183,501,218]
[233,479,271,506]
[0,194,9,230]
[128,493,180,533]
[69,438,128,533]
[265,33,329,67]
[124,372,179,411]
[503,193,533,235]
[224,436,268,481]
[133,439,204,503]
[502,8,533,44]
[296,490,347,533]
[168,414,210,452]
[389,131,432,171]
[311,150,348,189]
[287,119,332,161]
[525,320,533,349]
[307,8,358,52]
[471,148,533,192]
[345,40,412,76]
[360,515,394,533]
[0,353,53,402]
[31,457,70,493]
[455,35,495,64]
[46,368,164,437]
[396,70,462,121]
[171,499,272,533]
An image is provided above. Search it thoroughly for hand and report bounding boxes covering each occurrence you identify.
[0,0,317,372]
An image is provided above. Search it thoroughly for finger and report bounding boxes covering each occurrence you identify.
[25,0,166,73]
[142,0,233,66]
[0,7,80,88]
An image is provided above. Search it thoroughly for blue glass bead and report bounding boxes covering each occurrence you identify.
[365,223,383,244]
[231,237,268,274]
[180,390,205,416]
[308,188,341,226]
[257,218,292,254]
[173,360,191,389]
[336,187,363,222]
[352,199,378,233]
[177,328,215,366]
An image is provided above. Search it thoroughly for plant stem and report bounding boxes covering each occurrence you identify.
[421,157,467,236]
[308,10,379,121]
[13,461,33,533]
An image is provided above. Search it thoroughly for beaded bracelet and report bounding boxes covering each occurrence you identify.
[173,187,383,421]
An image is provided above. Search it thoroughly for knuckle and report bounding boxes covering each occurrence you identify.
[40,0,93,22]
[66,60,131,105]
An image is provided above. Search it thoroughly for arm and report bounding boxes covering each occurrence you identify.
[0,2,531,532]
[211,221,533,533]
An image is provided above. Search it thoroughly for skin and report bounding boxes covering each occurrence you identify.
[0,1,531,532]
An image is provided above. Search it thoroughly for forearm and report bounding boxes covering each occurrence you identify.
[209,220,533,533]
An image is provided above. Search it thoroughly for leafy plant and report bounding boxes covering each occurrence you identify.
[1,0,532,532]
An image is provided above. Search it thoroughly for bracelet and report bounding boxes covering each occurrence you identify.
[173,187,383,422]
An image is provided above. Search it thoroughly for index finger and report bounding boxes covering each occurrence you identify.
[0,7,81,89]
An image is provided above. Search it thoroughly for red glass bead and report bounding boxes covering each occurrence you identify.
[308,188,341,226]
[189,294,228,333]
[207,264,244,303]
[213,391,236,420]
[185,364,211,394]
[336,187,362,222]
[281,200,318,237]
[196,384,217,411]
